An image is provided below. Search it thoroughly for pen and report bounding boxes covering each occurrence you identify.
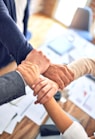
[12,113,17,120]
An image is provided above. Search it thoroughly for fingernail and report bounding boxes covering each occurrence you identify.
[34,100,38,104]
[32,85,35,88]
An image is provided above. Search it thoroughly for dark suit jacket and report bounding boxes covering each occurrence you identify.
[3,0,16,22]
[0,71,25,105]
[0,1,33,68]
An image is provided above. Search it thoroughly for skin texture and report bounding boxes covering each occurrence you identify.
[90,137,95,139]
[43,64,74,89]
[31,65,74,104]
[17,61,40,87]
[32,76,59,104]
[44,98,95,139]
[17,61,95,139]
[17,62,94,139]
[44,97,73,133]
[25,49,50,74]
[25,49,74,90]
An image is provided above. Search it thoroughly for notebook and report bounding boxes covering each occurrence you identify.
[48,35,73,55]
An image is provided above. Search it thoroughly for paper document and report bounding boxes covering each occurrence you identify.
[0,86,47,135]
[68,76,95,119]
[0,103,17,134]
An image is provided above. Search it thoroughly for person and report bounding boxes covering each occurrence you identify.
[0,0,73,90]
[32,57,95,104]
[14,0,31,37]
[17,64,95,139]
[0,60,40,105]
[43,96,95,139]
[0,57,94,138]
[27,57,95,139]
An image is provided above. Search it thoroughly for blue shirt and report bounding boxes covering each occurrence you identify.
[0,0,33,68]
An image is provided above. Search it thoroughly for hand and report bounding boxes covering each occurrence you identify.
[25,49,50,74]
[43,64,74,90]
[90,136,95,139]
[16,61,40,88]
[32,76,59,104]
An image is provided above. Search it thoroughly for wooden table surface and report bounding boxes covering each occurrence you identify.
[0,116,48,139]
[62,100,95,137]
[0,99,95,139]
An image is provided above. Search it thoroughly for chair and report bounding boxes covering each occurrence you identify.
[69,7,93,41]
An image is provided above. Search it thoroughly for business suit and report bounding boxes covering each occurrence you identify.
[0,71,25,105]
[3,0,16,22]
[0,0,33,68]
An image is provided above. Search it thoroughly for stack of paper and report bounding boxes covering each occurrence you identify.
[68,76,95,119]
[0,86,47,134]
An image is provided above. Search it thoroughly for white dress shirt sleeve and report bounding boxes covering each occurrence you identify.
[61,121,89,139]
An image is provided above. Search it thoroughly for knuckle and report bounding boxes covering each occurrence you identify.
[46,94,51,100]
[41,89,46,94]
[39,82,43,86]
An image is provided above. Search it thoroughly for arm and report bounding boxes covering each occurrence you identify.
[0,1,50,73]
[32,76,59,104]
[43,58,95,89]
[44,98,89,139]
[33,57,95,103]
[43,64,74,89]
[0,61,40,105]
[0,0,33,65]
[67,58,95,79]
[44,98,73,133]
[29,77,92,139]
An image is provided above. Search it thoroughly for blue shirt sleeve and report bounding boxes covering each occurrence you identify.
[0,0,33,65]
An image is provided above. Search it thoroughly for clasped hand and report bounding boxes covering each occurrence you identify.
[17,49,74,104]
[17,61,74,104]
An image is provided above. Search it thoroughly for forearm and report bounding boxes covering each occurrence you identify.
[67,58,95,80]
[44,98,73,133]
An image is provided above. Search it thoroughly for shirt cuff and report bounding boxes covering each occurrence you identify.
[61,121,88,139]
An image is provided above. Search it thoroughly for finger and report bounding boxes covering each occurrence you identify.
[33,78,50,96]
[90,136,95,139]
[37,87,58,104]
[64,65,74,80]
[36,83,52,100]
[36,81,58,104]
[60,67,73,86]
[32,77,43,88]
[53,74,65,90]
[32,76,45,88]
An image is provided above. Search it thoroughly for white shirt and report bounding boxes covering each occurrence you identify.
[15,0,27,32]
[61,121,89,139]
